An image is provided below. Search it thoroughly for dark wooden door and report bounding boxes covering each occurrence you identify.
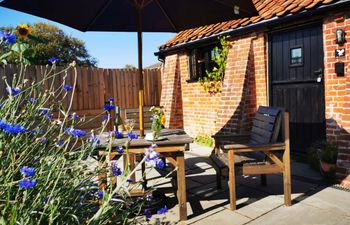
[269,24,325,153]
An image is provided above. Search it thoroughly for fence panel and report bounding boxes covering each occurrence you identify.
[0,65,162,130]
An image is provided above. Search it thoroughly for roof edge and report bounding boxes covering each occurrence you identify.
[155,0,350,57]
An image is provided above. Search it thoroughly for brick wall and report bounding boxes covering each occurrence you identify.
[161,32,267,137]
[160,54,183,129]
[323,11,350,188]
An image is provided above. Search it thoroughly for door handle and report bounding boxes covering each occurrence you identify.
[314,68,323,75]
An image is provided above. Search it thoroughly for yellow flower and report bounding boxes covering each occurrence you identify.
[16,24,31,38]
[161,115,166,125]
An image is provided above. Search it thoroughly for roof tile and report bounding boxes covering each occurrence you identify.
[160,0,343,49]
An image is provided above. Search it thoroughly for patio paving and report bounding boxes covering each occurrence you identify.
[146,143,350,225]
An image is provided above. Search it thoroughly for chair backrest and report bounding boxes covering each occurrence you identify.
[120,106,154,130]
[249,106,284,145]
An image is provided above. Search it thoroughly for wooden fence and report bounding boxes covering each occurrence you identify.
[0,65,161,129]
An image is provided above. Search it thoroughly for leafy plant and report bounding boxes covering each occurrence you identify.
[306,147,320,170]
[319,141,338,164]
[200,36,230,94]
[0,25,168,225]
[150,106,165,139]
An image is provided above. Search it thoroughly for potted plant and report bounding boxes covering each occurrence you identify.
[317,141,338,173]
[148,106,166,140]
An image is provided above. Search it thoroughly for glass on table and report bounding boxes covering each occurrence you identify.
[124,119,135,132]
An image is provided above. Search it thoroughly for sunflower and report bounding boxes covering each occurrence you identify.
[16,24,31,39]
[160,115,166,125]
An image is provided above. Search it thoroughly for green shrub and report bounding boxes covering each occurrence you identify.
[194,135,214,147]
[319,141,338,164]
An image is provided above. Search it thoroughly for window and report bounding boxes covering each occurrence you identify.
[188,45,216,81]
[290,47,303,66]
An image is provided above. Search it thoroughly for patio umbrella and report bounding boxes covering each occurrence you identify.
[0,0,257,136]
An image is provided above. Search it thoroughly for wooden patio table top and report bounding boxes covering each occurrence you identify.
[95,129,193,151]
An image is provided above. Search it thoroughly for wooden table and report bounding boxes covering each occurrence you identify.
[96,129,193,221]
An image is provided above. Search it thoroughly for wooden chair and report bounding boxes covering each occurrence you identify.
[210,106,291,210]
[120,106,154,130]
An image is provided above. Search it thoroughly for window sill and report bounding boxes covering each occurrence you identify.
[186,79,199,83]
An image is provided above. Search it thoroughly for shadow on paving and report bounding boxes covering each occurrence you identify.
[150,150,333,223]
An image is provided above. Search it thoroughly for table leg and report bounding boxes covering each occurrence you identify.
[228,150,236,210]
[176,152,187,221]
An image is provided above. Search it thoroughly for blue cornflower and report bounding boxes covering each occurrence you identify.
[127,179,134,183]
[108,97,114,102]
[115,131,123,138]
[111,162,122,176]
[127,132,138,140]
[29,98,36,104]
[156,159,165,169]
[102,115,111,121]
[48,57,59,64]
[6,86,21,96]
[65,128,86,137]
[103,104,115,111]
[46,114,53,121]
[57,140,64,146]
[0,120,6,129]
[87,134,100,146]
[20,166,35,177]
[69,113,80,120]
[6,33,16,44]
[0,31,16,44]
[157,206,168,215]
[4,124,26,134]
[116,146,124,154]
[39,108,50,115]
[41,137,47,143]
[145,146,159,162]
[19,179,37,189]
[144,209,152,219]
[63,85,73,91]
[97,191,104,199]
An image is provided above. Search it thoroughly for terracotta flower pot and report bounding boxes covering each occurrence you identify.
[319,160,336,172]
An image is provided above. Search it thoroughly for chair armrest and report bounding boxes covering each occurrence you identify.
[212,133,250,145]
[221,142,286,153]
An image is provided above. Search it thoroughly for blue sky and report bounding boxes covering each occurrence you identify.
[0,7,175,68]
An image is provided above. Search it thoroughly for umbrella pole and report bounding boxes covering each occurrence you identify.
[137,7,144,137]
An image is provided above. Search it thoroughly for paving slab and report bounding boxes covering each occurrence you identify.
[246,198,350,225]
[190,209,250,225]
[147,195,228,225]
[300,187,350,217]
[235,173,318,199]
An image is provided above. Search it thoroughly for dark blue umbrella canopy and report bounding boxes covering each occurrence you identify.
[0,0,257,32]
[0,0,257,136]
